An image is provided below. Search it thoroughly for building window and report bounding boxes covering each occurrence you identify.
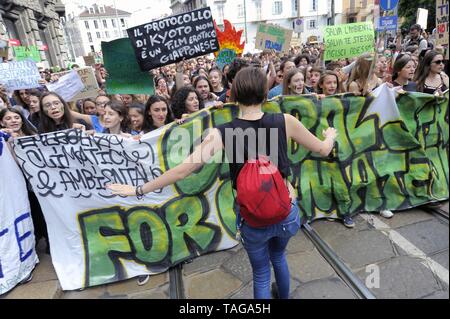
[120,18,125,28]
[87,32,93,42]
[311,0,317,11]
[308,20,317,29]
[84,21,90,29]
[94,20,99,29]
[256,1,262,19]
[273,1,282,15]
[111,19,116,27]
[103,19,107,28]
[122,30,128,37]
[114,30,119,37]
[237,4,244,18]
[88,7,94,14]
[96,32,101,39]
[105,31,110,38]
[293,0,298,13]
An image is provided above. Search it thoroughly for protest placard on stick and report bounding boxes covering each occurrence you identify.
[255,23,293,53]
[13,46,41,62]
[46,70,85,102]
[127,7,219,71]
[436,0,449,59]
[51,67,99,101]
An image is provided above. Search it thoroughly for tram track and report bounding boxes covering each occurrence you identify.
[302,223,377,299]
[419,203,449,224]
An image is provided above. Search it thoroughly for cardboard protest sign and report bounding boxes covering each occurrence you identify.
[0,134,38,296]
[102,38,155,95]
[12,89,448,290]
[436,0,449,59]
[13,46,41,62]
[324,22,375,60]
[83,55,96,66]
[255,23,293,53]
[50,67,100,101]
[46,70,85,102]
[0,60,41,91]
[127,7,219,71]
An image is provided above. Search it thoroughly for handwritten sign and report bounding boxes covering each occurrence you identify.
[50,67,100,101]
[255,23,293,53]
[126,7,219,71]
[83,55,96,66]
[102,38,155,95]
[13,46,41,62]
[46,70,85,102]
[436,0,449,59]
[0,60,41,91]
[323,22,375,60]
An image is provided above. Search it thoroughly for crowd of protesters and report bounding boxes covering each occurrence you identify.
[0,22,449,291]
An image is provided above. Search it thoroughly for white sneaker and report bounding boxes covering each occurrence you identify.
[380,210,394,219]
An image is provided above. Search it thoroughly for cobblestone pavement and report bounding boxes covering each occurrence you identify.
[2,203,448,299]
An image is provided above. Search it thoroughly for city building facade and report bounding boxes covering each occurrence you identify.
[62,4,131,59]
[0,0,69,68]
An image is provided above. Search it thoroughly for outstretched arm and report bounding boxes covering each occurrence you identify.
[107,128,223,196]
[284,114,337,157]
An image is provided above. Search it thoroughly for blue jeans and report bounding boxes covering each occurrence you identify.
[239,201,300,299]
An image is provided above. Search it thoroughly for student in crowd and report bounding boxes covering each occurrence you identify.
[294,54,310,68]
[268,59,296,99]
[121,94,136,108]
[392,54,418,92]
[27,89,42,129]
[155,76,171,101]
[347,56,382,96]
[414,50,449,96]
[208,68,227,97]
[317,71,342,96]
[107,67,337,299]
[102,101,131,136]
[282,68,308,95]
[307,66,324,93]
[142,95,174,133]
[38,92,86,133]
[402,24,428,55]
[69,94,110,133]
[0,92,11,110]
[13,89,32,118]
[193,76,219,108]
[128,102,145,135]
[0,108,49,259]
[171,86,204,120]
[82,98,97,116]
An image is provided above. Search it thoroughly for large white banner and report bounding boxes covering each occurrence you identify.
[0,134,38,295]
[13,123,239,291]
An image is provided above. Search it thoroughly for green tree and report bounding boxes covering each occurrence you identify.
[398,0,436,31]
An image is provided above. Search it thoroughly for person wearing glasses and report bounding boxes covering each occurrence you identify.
[38,92,86,133]
[414,50,449,96]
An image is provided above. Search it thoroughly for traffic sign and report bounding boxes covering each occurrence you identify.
[293,18,304,33]
[377,16,398,31]
[380,0,399,11]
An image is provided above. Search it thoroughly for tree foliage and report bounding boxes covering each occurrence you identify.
[398,0,436,31]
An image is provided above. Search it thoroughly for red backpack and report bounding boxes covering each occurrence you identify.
[235,155,291,227]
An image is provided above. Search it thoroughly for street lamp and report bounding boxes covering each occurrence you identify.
[243,0,248,44]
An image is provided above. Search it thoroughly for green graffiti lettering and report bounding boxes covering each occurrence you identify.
[215,180,237,237]
[127,207,169,264]
[164,196,221,263]
[79,208,132,287]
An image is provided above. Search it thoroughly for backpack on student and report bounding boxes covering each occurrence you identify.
[235,155,291,228]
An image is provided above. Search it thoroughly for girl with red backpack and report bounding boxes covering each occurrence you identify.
[107,67,337,299]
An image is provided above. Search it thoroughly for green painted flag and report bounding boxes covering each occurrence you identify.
[323,22,375,61]
[102,38,154,95]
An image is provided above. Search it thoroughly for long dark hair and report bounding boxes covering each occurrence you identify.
[171,86,204,119]
[414,50,442,92]
[143,95,174,132]
[0,107,37,136]
[392,54,413,81]
[39,92,74,133]
[193,75,214,94]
